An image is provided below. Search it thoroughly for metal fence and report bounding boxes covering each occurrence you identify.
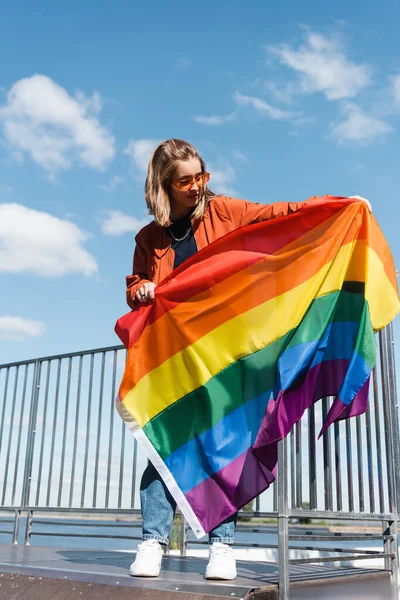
[0,324,398,599]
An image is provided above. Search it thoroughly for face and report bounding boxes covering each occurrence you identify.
[169,157,203,219]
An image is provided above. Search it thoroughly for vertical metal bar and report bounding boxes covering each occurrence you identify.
[383,520,391,572]
[93,352,106,507]
[118,411,126,509]
[356,415,364,512]
[118,350,127,509]
[0,367,10,458]
[277,438,290,600]
[345,419,354,512]
[0,365,8,514]
[333,421,342,512]
[2,366,19,505]
[273,479,278,513]
[69,355,83,508]
[391,520,399,591]
[46,359,61,506]
[295,421,302,509]
[255,493,260,513]
[81,354,94,508]
[180,517,188,557]
[24,510,32,545]
[365,400,375,513]
[12,510,20,544]
[57,356,72,507]
[379,330,396,513]
[21,361,41,508]
[35,362,51,506]
[372,367,385,513]
[385,519,399,592]
[290,428,295,509]
[383,518,399,592]
[384,323,400,514]
[106,350,117,508]
[308,405,317,509]
[131,439,138,509]
[12,365,29,506]
[322,398,333,511]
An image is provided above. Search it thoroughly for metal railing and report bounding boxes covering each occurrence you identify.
[0,325,398,599]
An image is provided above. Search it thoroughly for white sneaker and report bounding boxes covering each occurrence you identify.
[129,539,163,577]
[205,542,237,580]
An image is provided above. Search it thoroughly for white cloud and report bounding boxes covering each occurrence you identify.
[268,31,372,100]
[232,150,249,163]
[0,316,46,341]
[100,210,151,236]
[194,112,236,126]
[291,115,316,127]
[194,89,296,127]
[331,103,392,144]
[234,92,295,119]
[209,163,237,196]
[0,74,115,176]
[97,175,125,193]
[390,74,400,107]
[0,203,98,277]
[264,80,297,105]
[124,139,161,173]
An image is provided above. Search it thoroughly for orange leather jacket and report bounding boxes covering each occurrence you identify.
[126,195,310,308]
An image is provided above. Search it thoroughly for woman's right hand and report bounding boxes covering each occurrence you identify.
[135,282,156,303]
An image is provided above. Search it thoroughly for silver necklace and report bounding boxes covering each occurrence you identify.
[168,226,192,242]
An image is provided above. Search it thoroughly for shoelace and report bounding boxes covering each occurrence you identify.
[209,545,230,564]
[136,541,160,556]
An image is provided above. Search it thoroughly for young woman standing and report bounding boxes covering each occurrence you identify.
[125,138,370,579]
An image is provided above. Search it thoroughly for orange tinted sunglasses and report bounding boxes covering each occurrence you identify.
[172,171,210,191]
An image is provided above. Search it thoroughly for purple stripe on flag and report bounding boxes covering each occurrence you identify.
[253,358,363,462]
[319,377,370,437]
[185,358,371,533]
[185,447,276,533]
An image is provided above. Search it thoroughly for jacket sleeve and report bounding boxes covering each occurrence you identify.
[125,234,151,309]
[222,197,309,228]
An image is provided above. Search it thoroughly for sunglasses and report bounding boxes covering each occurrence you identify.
[172,171,210,191]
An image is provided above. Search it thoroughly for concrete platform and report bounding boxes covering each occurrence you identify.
[0,544,394,599]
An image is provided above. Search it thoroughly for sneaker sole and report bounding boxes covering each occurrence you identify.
[205,571,237,580]
[129,570,161,577]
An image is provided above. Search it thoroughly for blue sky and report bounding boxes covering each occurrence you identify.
[0,0,399,366]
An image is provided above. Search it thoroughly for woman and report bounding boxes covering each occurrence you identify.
[126,139,369,580]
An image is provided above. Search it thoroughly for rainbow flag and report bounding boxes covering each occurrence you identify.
[115,196,399,538]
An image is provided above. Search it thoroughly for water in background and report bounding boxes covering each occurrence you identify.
[0,516,385,553]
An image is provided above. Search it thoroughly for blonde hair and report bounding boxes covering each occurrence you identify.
[145,139,214,227]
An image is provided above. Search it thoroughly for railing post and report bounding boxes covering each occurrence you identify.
[277,437,290,600]
[383,519,399,594]
[180,516,187,557]
[385,323,400,514]
[24,510,33,545]
[12,509,21,544]
[308,406,317,509]
[21,360,41,514]
[383,323,400,593]
[379,329,397,514]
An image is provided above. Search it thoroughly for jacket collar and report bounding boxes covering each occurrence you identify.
[154,224,171,258]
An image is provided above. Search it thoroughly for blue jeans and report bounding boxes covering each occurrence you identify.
[140,462,237,545]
